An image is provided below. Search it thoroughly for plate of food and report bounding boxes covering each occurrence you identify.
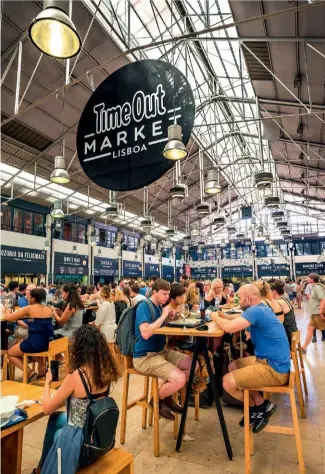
[167,318,203,328]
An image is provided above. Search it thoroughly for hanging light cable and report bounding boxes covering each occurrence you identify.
[29,0,81,59]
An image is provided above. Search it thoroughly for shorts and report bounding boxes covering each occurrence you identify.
[289,294,294,301]
[133,349,188,381]
[309,314,325,331]
[232,356,289,389]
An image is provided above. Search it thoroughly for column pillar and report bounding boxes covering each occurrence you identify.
[45,214,52,286]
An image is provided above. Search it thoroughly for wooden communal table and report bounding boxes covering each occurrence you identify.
[154,321,233,460]
[1,381,57,474]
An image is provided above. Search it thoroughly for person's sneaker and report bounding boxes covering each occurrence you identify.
[239,402,269,428]
[159,400,175,420]
[312,335,317,343]
[252,401,276,433]
[164,395,184,414]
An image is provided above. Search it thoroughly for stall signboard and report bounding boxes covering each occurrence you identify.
[1,245,46,274]
[296,262,325,276]
[54,252,89,275]
[191,267,209,280]
[77,59,195,191]
[144,263,160,279]
[257,263,290,278]
[123,260,142,278]
[94,257,118,277]
[162,265,174,282]
[176,262,184,282]
[222,266,253,278]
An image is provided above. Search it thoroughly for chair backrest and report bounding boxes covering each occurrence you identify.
[49,337,69,355]
[288,370,295,390]
[291,330,300,347]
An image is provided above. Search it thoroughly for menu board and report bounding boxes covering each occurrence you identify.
[162,265,174,282]
[1,245,46,274]
[122,260,142,278]
[94,257,118,277]
[54,252,89,275]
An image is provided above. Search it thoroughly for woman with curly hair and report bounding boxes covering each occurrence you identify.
[33,325,119,474]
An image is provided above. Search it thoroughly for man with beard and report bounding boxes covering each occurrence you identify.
[212,284,290,433]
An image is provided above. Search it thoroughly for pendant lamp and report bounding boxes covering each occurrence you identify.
[205,169,222,195]
[51,199,64,219]
[163,124,187,161]
[29,0,81,59]
[50,156,70,184]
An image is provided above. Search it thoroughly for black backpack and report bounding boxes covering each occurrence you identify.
[77,370,119,469]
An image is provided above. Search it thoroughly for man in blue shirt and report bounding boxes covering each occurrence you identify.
[212,284,290,433]
[133,279,192,420]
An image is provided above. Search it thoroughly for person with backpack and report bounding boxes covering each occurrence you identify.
[33,325,119,474]
[132,279,192,420]
[301,273,325,353]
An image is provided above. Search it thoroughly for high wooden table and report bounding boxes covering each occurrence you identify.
[1,381,57,474]
[154,321,233,460]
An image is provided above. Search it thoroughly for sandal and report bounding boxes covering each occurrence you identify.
[28,372,38,383]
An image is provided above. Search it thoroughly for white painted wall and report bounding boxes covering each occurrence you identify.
[1,230,46,250]
[52,239,89,255]
[162,257,175,266]
[122,250,139,262]
[295,255,320,263]
[144,254,159,264]
[95,246,118,259]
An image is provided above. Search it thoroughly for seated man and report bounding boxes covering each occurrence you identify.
[212,284,290,433]
[133,278,192,420]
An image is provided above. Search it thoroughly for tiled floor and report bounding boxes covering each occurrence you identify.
[17,304,325,473]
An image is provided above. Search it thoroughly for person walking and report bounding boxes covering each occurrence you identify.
[302,273,325,353]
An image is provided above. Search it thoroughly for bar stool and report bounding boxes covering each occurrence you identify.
[263,332,307,419]
[244,368,305,473]
[120,355,162,456]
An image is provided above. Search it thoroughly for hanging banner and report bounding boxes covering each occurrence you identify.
[144,263,160,279]
[54,252,89,276]
[222,266,253,278]
[162,265,174,282]
[77,59,195,191]
[122,260,142,278]
[295,262,325,276]
[1,245,46,274]
[257,263,290,278]
[94,257,118,277]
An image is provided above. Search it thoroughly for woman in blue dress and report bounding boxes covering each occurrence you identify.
[5,288,54,382]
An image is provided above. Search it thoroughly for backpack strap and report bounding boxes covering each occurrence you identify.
[78,369,92,401]
[142,299,159,322]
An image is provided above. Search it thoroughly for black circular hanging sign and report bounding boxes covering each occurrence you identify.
[77,59,195,191]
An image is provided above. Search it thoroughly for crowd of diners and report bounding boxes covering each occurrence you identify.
[1,271,325,472]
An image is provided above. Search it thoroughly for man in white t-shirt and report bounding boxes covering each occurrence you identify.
[130,283,146,306]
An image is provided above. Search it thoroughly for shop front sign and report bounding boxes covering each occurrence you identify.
[296,262,325,276]
[222,265,253,278]
[1,245,46,274]
[123,260,142,278]
[54,252,89,275]
[94,257,118,277]
[257,263,290,277]
[77,59,195,191]
[144,263,160,279]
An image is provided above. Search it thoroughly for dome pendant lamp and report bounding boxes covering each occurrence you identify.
[29,0,81,59]
[50,156,71,184]
[163,124,188,161]
[51,199,65,219]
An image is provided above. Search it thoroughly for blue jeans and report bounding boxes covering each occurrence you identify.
[40,412,67,468]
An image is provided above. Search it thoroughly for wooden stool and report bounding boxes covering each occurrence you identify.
[244,370,305,474]
[1,350,8,381]
[263,333,307,419]
[291,331,308,397]
[23,337,69,384]
[77,447,134,473]
[120,356,164,457]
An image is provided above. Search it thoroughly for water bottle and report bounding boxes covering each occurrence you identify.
[200,297,205,320]
[215,297,220,312]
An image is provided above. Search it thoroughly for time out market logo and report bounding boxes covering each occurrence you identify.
[77,60,195,192]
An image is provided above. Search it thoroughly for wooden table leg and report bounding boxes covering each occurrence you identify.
[1,428,24,474]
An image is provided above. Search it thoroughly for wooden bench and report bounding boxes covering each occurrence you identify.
[77,448,134,474]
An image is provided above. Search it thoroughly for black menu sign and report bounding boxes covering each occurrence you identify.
[144,263,160,279]
[77,59,195,191]
[1,245,46,274]
[94,257,118,277]
[296,262,325,276]
[54,252,89,275]
[122,260,142,278]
